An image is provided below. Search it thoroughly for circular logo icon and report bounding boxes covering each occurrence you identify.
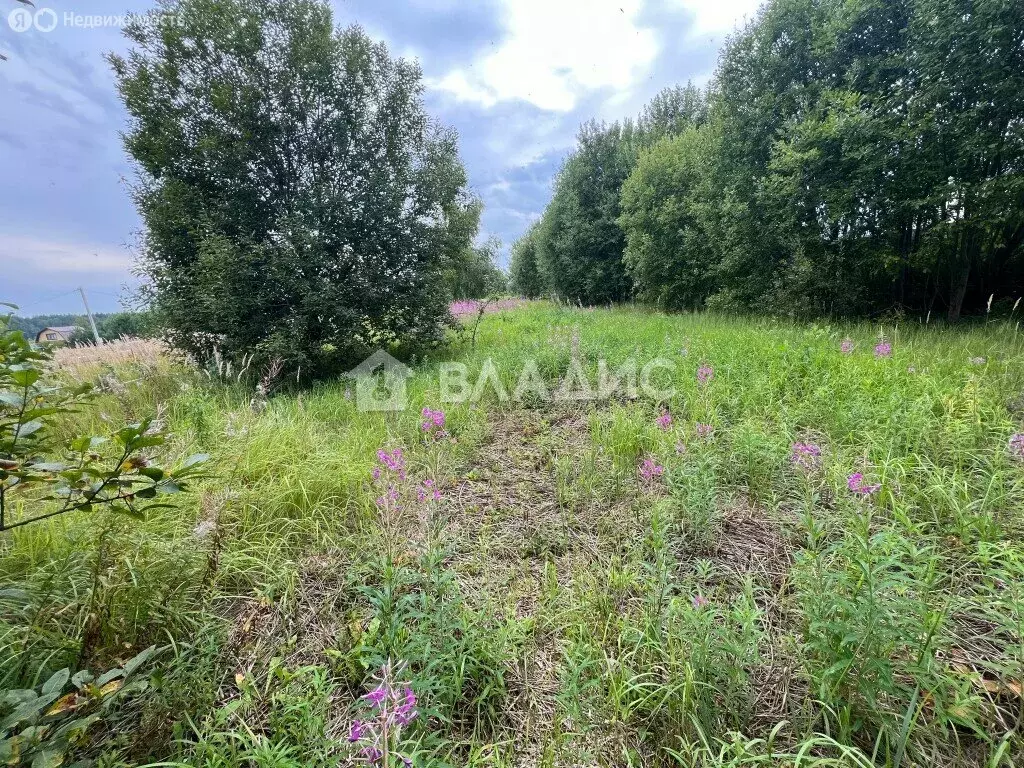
[8,7,33,32]
[34,8,58,32]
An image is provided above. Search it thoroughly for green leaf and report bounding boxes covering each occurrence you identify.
[14,420,44,439]
[138,467,164,481]
[9,369,40,388]
[180,453,210,469]
[41,669,70,696]
[31,747,64,768]
[121,646,157,677]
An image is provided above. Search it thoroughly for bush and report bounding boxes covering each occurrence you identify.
[110,0,480,378]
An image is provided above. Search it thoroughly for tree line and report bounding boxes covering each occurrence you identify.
[511,0,1024,321]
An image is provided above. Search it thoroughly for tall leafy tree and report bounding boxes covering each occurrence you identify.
[509,222,543,298]
[535,121,639,304]
[619,125,721,310]
[110,0,479,376]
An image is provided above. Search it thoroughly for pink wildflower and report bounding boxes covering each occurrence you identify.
[790,442,822,471]
[639,457,664,483]
[692,594,709,609]
[695,423,713,438]
[376,448,406,478]
[348,664,418,766]
[416,479,442,503]
[874,341,892,358]
[847,472,881,495]
[697,363,714,385]
[656,412,673,430]
[840,338,854,354]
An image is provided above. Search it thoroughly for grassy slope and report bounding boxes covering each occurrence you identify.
[1,303,1023,767]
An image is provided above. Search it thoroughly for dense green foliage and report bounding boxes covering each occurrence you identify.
[442,234,507,300]
[530,0,1024,319]
[0,310,202,533]
[8,315,92,339]
[508,222,543,298]
[68,311,160,344]
[111,0,480,377]
[535,121,640,304]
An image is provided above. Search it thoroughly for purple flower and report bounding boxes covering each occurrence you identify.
[840,338,854,354]
[847,472,881,495]
[692,594,709,609]
[874,341,892,358]
[394,686,417,725]
[790,442,822,471]
[639,457,664,483]
[349,664,418,767]
[364,686,387,707]
[656,412,673,430]
[371,467,382,481]
[697,364,714,385]
[1009,433,1024,460]
[421,407,446,432]
[416,479,441,503]
[377,448,406,476]
[695,423,713,438]
[348,720,363,743]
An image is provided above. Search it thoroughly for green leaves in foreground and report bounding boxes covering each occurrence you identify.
[0,308,210,530]
[0,646,156,767]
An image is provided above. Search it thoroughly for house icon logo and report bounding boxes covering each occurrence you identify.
[345,350,413,412]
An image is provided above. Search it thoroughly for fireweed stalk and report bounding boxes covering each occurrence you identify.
[790,442,823,472]
[639,457,664,485]
[348,661,418,766]
[370,442,443,554]
[421,407,447,439]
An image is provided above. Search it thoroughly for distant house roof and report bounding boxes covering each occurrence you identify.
[36,326,81,343]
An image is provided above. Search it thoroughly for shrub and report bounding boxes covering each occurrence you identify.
[110,0,480,378]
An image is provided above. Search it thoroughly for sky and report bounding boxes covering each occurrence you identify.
[0,0,762,315]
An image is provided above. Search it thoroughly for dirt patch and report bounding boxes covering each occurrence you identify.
[440,406,642,764]
[714,498,796,590]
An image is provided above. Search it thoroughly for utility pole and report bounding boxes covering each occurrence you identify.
[78,287,101,344]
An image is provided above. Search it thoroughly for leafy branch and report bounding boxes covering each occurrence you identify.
[0,306,208,531]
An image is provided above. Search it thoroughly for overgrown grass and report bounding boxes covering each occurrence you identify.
[2,304,1022,767]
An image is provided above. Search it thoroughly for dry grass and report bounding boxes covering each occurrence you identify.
[51,337,170,376]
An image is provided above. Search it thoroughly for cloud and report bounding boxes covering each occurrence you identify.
[430,0,658,112]
[0,236,140,313]
[333,0,506,72]
[0,236,134,274]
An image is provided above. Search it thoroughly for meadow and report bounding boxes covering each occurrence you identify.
[2,303,1024,767]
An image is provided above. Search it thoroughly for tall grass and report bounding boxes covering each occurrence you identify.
[1,303,1022,766]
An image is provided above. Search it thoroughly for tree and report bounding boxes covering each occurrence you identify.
[637,83,709,144]
[509,222,544,298]
[619,126,721,310]
[535,121,639,304]
[443,236,507,300]
[110,0,479,378]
